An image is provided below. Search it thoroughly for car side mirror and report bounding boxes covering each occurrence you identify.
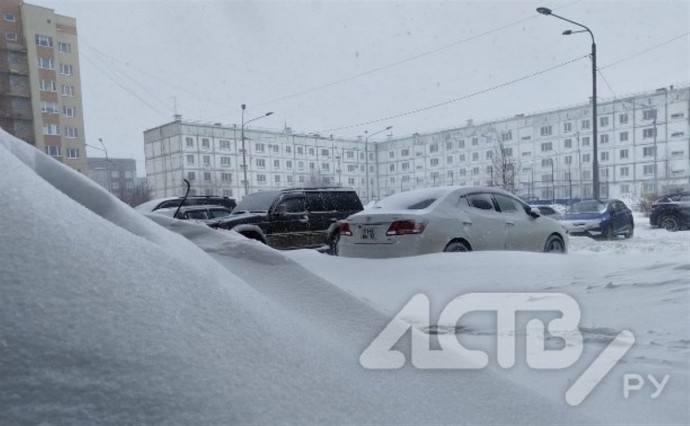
[274,205,288,217]
[529,207,541,218]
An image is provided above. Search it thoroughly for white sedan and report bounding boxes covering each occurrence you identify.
[337,186,567,258]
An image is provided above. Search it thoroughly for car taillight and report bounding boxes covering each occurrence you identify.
[386,220,425,236]
[339,221,353,236]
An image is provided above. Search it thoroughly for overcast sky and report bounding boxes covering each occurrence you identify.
[29,0,690,174]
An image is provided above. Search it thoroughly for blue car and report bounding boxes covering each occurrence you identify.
[560,199,634,240]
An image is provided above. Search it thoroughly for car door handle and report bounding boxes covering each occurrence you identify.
[462,220,472,225]
[299,216,309,223]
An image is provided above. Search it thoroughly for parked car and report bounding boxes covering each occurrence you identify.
[152,205,234,225]
[134,196,237,213]
[649,191,690,232]
[337,186,567,258]
[530,205,563,220]
[211,187,363,252]
[560,199,634,239]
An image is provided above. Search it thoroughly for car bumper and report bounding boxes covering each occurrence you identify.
[338,236,428,258]
[560,221,605,237]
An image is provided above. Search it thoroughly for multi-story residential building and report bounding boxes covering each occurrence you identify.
[144,122,381,200]
[0,0,86,172]
[145,85,689,203]
[87,157,137,193]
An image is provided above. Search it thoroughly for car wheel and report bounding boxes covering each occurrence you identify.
[602,224,615,241]
[329,232,340,256]
[624,223,634,239]
[660,214,681,232]
[544,234,565,253]
[443,240,470,252]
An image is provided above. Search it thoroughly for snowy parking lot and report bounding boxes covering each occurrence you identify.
[2,131,688,424]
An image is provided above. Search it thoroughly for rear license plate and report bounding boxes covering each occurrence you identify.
[361,226,376,240]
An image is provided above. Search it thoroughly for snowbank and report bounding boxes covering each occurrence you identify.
[1,130,591,424]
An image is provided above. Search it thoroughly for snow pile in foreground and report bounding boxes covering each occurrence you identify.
[0,131,589,424]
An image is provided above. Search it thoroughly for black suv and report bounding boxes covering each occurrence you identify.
[649,191,690,231]
[212,187,363,253]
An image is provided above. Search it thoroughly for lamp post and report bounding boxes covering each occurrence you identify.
[85,140,112,192]
[537,7,599,200]
[240,104,273,197]
[364,125,392,203]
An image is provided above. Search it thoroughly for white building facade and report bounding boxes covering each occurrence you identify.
[145,85,689,203]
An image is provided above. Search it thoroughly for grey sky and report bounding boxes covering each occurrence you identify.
[29,1,690,174]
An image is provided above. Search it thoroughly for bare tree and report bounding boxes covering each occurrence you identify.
[491,139,519,194]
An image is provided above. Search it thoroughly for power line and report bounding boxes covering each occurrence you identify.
[599,32,690,70]
[318,54,590,133]
[254,0,584,108]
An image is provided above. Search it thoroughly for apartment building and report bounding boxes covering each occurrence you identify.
[144,85,689,203]
[0,0,86,172]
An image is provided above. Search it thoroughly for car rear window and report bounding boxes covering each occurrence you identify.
[374,189,449,210]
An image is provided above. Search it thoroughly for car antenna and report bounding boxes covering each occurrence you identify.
[174,179,190,219]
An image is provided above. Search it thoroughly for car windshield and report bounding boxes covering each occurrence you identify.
[233,191,279,214]
[567,201,607,214]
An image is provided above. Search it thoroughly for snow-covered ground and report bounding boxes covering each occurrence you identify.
[1,129,688,424]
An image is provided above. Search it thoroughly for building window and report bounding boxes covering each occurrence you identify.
[671,132,685,138]
[255,143,265,152]
[671,150,685,158]
[221,173,232,182]
[63,106,77,117]
[582,137,590,146]
[619,149,629,159]
[256,158,266,168]
[600,134,609,144]
[540,126,552,136]
[203,172,211,181]
[285,160,292,169]
[582,171,591,180]
[563,123,572,132]
[35,34,53,47]
[219,139,231,150]
[619,131,629,142]
[446,141,454,149]
[564,155,572,165]
[620,184,630,194]
[459,154,466,162]
[59,63,73,76]
[37,57,54,70]
[309,147,315,156]
[389,151,395,158]
[185,137,194,147]
[203,155,211,166]
[44,145,61,156]
[5,31,17,41]
[61,85,75,96]
[272,159,279,168]
[581,119,590,130]
[187,172,196,181]
[540,142,553,152]
[643,146,655,157]
[485,151,492,159]
[285,146,292,154]
[39,79,57,92]
[643,165,655,175]
[41,101,59,114]
[458,140,465,148]
[430,158,439,167]
[620,167,629,177]
[472,152,479,161]
[541,158,553,168]
[201,138,210,148]
[472,137,478,146]
[446,155,453,164]
[321,163,329,171]
[186,154,195,165]
[643,109,657,120]
[320,148,329,156]
[58,42,72,53]
[429,144,439,153]
[600,116,609,127]
[66,148,80,159]
[389,164,395,172]
[296,146,304,155]
[42,123,60,135]
[220,156,231,166]
[619,113,628,124]
[4,12,15,21]
[600,151,609,161]
[582,153,590,163]
[64,127,78,138]
[564,139,572,148]
[257,174,266,183]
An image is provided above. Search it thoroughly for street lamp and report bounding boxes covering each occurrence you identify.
[241,104,273,197]
[364,125,392,202]
[537,6,599,200]
[86,139,111,193]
